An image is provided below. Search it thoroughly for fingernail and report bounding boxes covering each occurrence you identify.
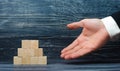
[65,55,70,60]
[61,50,65,53]
[60,54,64,58]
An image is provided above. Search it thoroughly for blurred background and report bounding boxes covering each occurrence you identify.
[0,0,120,64]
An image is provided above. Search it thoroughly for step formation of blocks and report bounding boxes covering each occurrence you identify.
[13,40,47,65]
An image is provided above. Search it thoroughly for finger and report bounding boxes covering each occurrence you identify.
[61,45,82,58]
[67,20,84,29]
[63,42,87,59]
[63,45,83,60]
[61,42,84,57]
[61,39,78,53]
[64,55,71,60]
[70,46,94,59]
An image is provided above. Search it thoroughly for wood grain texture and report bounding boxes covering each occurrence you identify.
[22,57,31,64]
[22,40,39,49]
[31,56,47,65]
[18,48,36,57]
[13,56,22,65]
[17,48,43,57]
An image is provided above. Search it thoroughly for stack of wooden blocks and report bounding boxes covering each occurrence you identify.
[13,40,47,65]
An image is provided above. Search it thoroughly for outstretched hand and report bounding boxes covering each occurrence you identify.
[61,19,110,60]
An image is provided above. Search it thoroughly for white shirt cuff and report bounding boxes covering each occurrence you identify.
[101,16,120,38]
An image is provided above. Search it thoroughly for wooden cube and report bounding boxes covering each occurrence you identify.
[13,56,22,65]
[22,57,31,64]
[14,56,31,65]
[13,40,47,65]
[18,48,43,57]
[35,48,43,56]
[18,48,35,57]
[22,40,39,49]
[30,56,47,65]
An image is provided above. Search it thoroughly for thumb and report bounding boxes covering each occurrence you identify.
[67,20,84,30]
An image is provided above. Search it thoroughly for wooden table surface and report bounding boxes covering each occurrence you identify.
[0,62,120,71]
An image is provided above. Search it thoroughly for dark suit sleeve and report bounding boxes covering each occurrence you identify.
[111,11,120,28]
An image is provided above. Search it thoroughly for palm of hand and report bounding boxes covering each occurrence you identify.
[61,19,109,60]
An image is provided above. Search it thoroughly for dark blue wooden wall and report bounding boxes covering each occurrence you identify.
[0,0,120,63]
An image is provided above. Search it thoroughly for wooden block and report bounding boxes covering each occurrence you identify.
[22,40,39,49]
[18,48,43,57]
[18,48,35,57]
[35,48,43,56]
[14,56,31,65]
[30,56,47,65]
[13,56,22,65]
[22,57,31,64]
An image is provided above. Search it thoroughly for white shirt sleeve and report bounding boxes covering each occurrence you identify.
[101,16,120,38]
